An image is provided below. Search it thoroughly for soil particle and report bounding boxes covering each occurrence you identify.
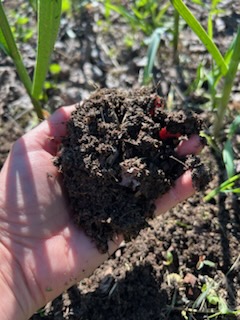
[55,86,211,252]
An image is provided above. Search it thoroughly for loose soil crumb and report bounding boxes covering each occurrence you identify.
[54,86,211,252]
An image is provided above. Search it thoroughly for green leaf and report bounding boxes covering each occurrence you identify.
[143,27,166,84]
[105,3,147,33]
[170,0,227,75]
[213,26,240,137]
[0,26,9,54]
[154,1,170,25]
[225,188,240,194]
[218,297,232,314]
[32,0,62,100]
[191,0,203,5]
[105,4,140,27]
[0,3,32,96]
[228,115,240,139]
[212,0,222,9]
[221,116,240,179]
[193,280,216,309]
[207,292,219,306]
[204,174,240,202]
[0,1,44,119]
[223,140,235,179]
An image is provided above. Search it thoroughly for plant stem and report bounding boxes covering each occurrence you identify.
[213,27,240,138]
[173,9,179,64]
[0,2,44,120]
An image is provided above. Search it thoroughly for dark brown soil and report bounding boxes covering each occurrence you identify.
[55,86,210,253]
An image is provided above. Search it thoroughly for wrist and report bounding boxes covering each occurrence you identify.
[0,242,35,320]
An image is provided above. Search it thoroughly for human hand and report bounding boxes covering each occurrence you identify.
[0,106,203,319]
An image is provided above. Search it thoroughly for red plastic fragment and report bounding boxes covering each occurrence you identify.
[159,127,181,140]
[149,95,164,116]
[154,95,163,108]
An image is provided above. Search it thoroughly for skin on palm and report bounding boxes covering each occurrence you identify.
[0,105,203,318]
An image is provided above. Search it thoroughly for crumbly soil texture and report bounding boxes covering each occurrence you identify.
[55,86,210,252]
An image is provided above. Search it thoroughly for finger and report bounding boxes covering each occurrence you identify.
[25,105,77,155]
[154,170,194,216]
[176,134,205,156]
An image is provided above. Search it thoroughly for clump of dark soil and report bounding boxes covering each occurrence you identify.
[55,86,210,252]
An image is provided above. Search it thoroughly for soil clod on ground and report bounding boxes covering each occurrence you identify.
[54,86,211,253]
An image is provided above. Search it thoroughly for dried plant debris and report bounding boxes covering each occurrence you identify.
[54,86,211,252]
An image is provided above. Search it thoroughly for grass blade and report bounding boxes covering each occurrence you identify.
[228,115,240,138]
[105,3,148,33]
[211,34,237,88]
[222,115,240,179]
[105,3,140,27]
[143,27,165,85]
[32,0,62,102]
[0,2,43,119]
[0,2,32,96]
[0,26,9,54]
[204,174,240,202]
[170,0,227,75]
[222,140,235,179]
[213,26,240,137]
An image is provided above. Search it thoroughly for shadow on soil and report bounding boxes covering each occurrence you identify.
[36,263,170,320]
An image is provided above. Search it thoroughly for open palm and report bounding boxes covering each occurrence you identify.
[0,106,202,318]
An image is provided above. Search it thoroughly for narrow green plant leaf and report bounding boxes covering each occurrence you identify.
[105,3,148,33]
[0,2,32,93]
[213,26,240,137]
[224,35,236,65]
[105,4,140,27]
[104,0,111,19]
[132,7,144,20]
[222,116,240,179]
[207,33,237,90]
[0,26,9,54]
[206,291,219,306]
[208,12,213,39]
[143,27,166,85]
[193,280,216,309]
[204,260,216,268]
[0,1,43,119]
[212,0,222,8]
[170,0,227,75]
[32,0,62,100]
[218,297,233,315]
[155,1,170,25]
[225,188,240,193]
[228,115,240,139]
[223,140,235,179]
[191,0,203,5]
[204,174,240,202]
